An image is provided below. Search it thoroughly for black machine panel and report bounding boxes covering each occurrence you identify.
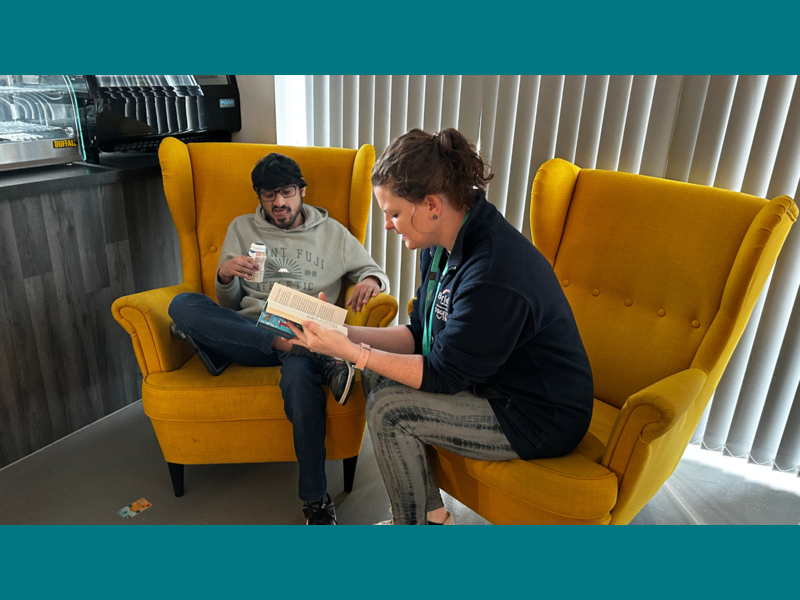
[83,75,241,157]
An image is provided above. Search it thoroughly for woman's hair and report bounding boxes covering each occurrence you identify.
[371,128,493,210]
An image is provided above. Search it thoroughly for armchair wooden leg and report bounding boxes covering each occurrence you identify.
[343,455,358,493]
[167,462,185,497]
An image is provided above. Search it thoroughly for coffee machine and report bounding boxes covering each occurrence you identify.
[84,75,241,158]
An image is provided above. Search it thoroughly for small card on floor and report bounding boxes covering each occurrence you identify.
[117,497,152,519]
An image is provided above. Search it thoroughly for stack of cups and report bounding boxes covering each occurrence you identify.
[247,242,267,282]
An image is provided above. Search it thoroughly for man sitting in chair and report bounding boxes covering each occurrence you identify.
[168,153,389,525]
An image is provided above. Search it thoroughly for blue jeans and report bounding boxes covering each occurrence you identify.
[168,293,329,502]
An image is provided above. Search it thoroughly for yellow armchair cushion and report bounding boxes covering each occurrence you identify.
[432,426,618,524]
[433,398,621,525]
[142,356,367,465]
[144,356,364,422]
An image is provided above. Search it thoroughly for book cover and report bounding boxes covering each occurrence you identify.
[256,311,300,339]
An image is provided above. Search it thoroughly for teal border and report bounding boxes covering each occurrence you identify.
[6,1,800,73]
[2,526,797,595]
[3,2,799,595]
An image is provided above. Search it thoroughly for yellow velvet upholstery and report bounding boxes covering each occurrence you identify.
[112,138,398,469]
[430,158,796,525]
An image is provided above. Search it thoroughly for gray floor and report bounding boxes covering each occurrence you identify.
[1,400,798,525]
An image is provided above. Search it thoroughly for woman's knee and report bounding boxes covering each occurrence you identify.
[365,387,405,433]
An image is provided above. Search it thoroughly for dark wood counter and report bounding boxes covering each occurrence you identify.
[0,153,181,468]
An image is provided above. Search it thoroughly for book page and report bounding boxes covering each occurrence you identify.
[266,284,348,335]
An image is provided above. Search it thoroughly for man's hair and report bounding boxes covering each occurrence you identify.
[252,153,307,193]
[371,128,493,210]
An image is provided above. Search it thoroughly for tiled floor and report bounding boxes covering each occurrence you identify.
[0,401,798,525]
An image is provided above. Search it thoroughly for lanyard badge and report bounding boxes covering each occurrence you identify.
[422,210,471,356]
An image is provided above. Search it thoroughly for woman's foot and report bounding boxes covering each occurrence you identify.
[373,511,454,525]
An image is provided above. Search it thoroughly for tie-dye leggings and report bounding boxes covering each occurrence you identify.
[362,370,520,525]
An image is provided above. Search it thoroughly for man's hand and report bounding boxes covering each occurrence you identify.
[217,255,260,285]
[345,276,381,313]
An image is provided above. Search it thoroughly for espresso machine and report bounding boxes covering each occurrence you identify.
[85,75,241,156]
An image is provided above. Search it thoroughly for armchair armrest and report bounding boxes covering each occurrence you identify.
[343,283,398,328]
[111,281,201,378]
[602,368,707,478]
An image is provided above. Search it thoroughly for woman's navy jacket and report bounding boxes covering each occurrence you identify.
[407,192,594,460]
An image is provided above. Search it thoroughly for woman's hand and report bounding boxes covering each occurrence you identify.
[285,291,358,361]
[286,320,357,362]
[345,276,381,312]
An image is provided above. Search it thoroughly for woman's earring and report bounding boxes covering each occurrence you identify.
[432,215,438,220]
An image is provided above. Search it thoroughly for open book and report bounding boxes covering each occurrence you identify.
[257,283,348,338]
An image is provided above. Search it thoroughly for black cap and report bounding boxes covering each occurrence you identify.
[252,153,307,192]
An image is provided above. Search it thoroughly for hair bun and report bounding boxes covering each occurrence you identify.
[435,129,457,155]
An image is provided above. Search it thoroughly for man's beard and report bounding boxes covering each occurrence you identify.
[267,201,303,229]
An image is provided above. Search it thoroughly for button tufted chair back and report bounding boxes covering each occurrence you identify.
[532,159,796,410]
[158,139,374,301]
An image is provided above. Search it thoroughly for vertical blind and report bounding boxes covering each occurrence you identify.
[301,74,800,476]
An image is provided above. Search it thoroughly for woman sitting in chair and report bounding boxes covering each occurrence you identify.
[286,128,594,524]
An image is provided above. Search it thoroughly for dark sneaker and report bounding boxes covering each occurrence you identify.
[314,353,355,406]
[170,323,232,376]
[303,494,337,525]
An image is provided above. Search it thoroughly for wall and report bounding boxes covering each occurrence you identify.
[232,75,277,144]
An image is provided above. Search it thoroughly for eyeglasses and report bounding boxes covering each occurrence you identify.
[258,184,298,203]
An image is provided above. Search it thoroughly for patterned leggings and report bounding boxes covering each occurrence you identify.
[362,370,520,525]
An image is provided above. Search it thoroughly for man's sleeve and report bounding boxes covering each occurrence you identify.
[341,229,390,294]
[420,283,533,395]
[214,225,245,310]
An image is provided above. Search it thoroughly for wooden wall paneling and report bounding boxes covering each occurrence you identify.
[23,271,69,441]
[0,269,28,465]
[72,186,111,294]
[0,169,180,468]
[99,183,129,246]
[8,196,53,279]
[40,191,103,431]
[86,285,123,414]
[104,183,141,407]
[123,178,158,292]
[121,178,148,292]
[145,176,182,289]
[105,235,141,410]
[0,198,54,455]
[87,182,137,415]
[122,178,181,293]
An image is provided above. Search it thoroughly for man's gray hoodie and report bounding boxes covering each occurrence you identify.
[215,203,390,319]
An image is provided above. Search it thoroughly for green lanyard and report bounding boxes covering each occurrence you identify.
[422,210,471,356]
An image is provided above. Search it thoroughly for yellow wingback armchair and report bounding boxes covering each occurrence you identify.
[112,138,397,497]
[428,158,797,524]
